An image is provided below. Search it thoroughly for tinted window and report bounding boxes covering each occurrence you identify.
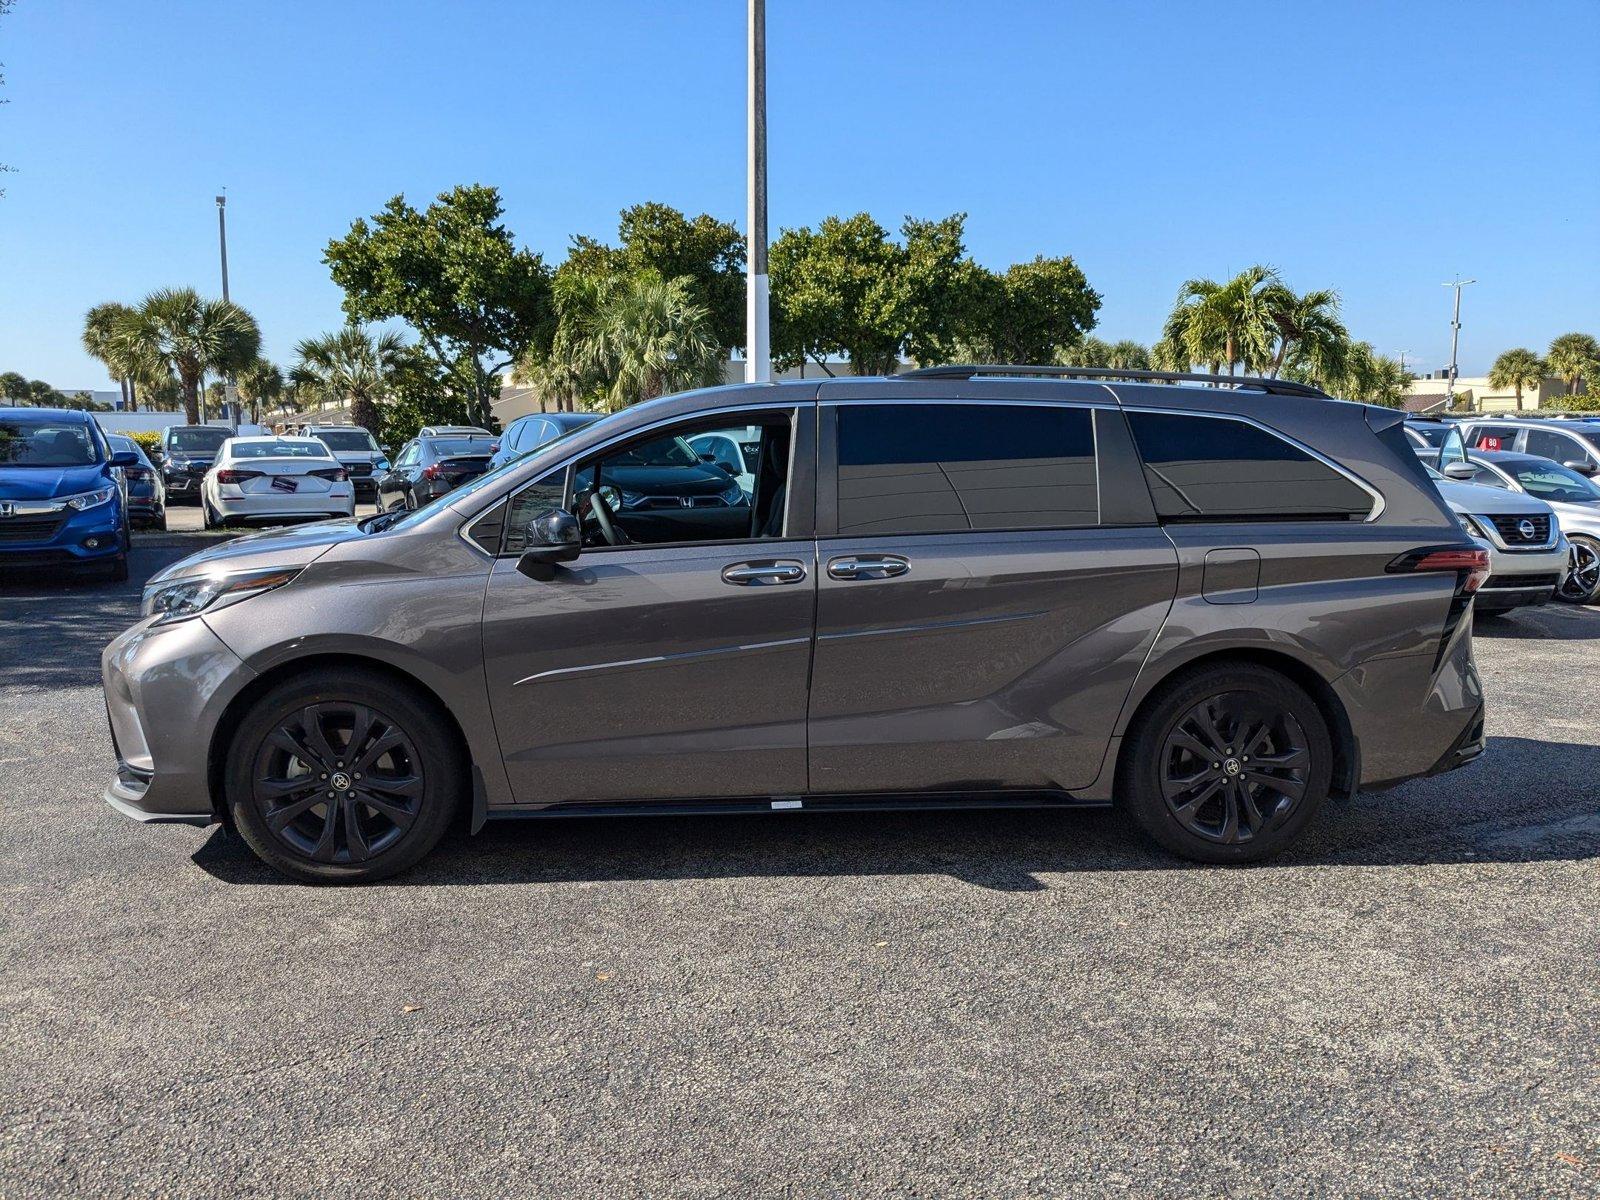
[231,440,333,459]
[1524,429,1589,465]
[168,427,230,452]
[1469,425,1518,450]
[315,430,378,451]
[835,404,1097,536]
[1406,423,1449,447]
[426,437,494,457]
[1126,411,1373,522]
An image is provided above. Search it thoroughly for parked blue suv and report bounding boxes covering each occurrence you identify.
[0,407,138,581]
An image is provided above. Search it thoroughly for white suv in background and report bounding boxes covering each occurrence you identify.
[1460,417,1600,475]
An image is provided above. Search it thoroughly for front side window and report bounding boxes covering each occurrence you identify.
[834,403,1097,536]
[1127,411,1374,522]
[504,411,793,552]
[0,420,99,466]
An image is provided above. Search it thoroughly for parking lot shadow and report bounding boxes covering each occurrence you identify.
[190,735,1600,890]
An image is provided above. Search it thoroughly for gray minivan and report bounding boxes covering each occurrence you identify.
[103,368,1490,882]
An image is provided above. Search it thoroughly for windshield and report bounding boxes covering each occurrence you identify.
[0,420,101,466]
[232,441,333,459]
[608,434,698,468]
[315,430,378,452]
[1509,462,1600,503]
[428,437,494,457]
[169,427,230,453]
[1406,424,1450,447]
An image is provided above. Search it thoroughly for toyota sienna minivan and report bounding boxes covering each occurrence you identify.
[102,367,1490,883]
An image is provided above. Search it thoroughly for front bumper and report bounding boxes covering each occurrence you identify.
[100,614,256,824]
[1476,537,1569,611]
[0,501,126,566]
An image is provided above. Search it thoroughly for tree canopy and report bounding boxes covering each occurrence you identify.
[324,184,554,426]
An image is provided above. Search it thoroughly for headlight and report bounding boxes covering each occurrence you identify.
[1457,513,1491,540]
[64,485,117,511]
[720,478,747,505]
[140,566,301,625]
[615,488,646,509]
[375,459,390,471]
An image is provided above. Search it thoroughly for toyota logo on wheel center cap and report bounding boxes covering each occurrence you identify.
[330,771,352,791]
[1223,759,1242,777]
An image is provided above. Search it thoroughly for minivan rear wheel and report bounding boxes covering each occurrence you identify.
[225,668,464,883]
[1120,664,1332,864]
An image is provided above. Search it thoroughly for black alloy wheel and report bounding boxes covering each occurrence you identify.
[1557,536,1600,604]
[1158,692,1310,844]
[251,702,423,865]
[1121,664,1332,864]
[227,667,463,883]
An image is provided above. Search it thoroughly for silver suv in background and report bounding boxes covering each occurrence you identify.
[1428,464,1568,612]
[1452,449,1600,604]
[103,367,1490,883]
[301,425,388,503]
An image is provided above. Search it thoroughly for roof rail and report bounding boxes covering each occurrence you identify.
[898,364,1332,400]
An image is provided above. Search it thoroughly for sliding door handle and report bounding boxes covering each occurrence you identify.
[827,554,910,581]
[721,560,807,586]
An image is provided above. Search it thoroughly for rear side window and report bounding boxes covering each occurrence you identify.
[1524,428,1591,466]
[834,403,1097,536]
[1126,411,1374,522]
[1470,425,1518,451]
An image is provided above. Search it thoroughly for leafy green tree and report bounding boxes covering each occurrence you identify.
[1165,266,1279,376]
[82,302,145,410]
[292,326,409,434]
[610,203,746,353]
[1547,332,1599,396]
[953,255,1100,366]
[529,270,722,412]
[1324,342,1409,407]
[0,371,29,402]
[1261,284,1348,381]
[771,213,907,375]
[114,288,261,423]
[1488,347,1545,411]
[324,184,554,428]
[236,359,284,424]
[1057,335,1113,367]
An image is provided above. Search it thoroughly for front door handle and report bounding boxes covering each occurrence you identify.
[827,554,910,581]
[721,559,807,586]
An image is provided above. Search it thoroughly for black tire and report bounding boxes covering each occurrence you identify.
[155,508,168,533]
[108,552,129,583]
[225,667,465,884]
[1119,663,1332,865]
[1557,535,1600,605]
[202,498,216,530]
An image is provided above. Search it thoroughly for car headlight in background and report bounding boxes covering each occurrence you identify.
[1457,513,1492,541]
[140,566,301,625]
[375,459,390,471]
[720,478,747,505]
[64,485,117,511]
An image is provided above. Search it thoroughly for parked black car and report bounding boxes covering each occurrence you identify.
[107,434,165,530]
[487,412,601,471]
[377,434,497,510]
[157,425,232,505]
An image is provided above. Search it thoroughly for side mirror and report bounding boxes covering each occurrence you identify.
[515,508,582,580]
[1442,462,1477,480]
[1563,460,1596,476]
[110,450,140,468]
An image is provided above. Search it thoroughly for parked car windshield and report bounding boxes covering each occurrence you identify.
[315,429,379,451]
[426,437,495,457]
[1406,424,1451,447]
[231,440,333,459]
[608,434,698,468]
[168,427,231,452]
[0,419,100,466]
[1507,462,1600,503]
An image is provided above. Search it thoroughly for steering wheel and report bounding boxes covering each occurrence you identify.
[586,489,630,546]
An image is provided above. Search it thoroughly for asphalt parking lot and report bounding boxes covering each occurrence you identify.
[1,532,1596,1198]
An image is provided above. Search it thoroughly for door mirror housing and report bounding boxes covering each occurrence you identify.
[1563,459,1597,476]
[110,450,141,468]
[515,508,582,580]
[1442,462,1477,480]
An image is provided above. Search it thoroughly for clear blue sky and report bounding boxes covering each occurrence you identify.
[1,0,1596,390]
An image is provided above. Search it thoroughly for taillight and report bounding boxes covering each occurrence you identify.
[216,469,263,485]
[311,467,348,482]
[124,466,148,480]
[1388,545,1492,594]
[489,440,501,453]
[422,464,442,480]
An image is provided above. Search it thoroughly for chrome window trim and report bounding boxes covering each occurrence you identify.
[1128,405,1387,523]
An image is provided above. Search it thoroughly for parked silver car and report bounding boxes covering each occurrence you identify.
[1428,465,1568,612]
[103,367,1492,883]
[1449,449,1600,604]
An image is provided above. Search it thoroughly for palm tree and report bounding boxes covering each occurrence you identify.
[292,327,408,433]
[1546,333,1599,396]
[1056,336,1112,368]
[1260,285,1348,382]
[1166,266,1279,378]
[531,270,722,412]
[82,302,145,411]
[1488,348,1545,412]
[236,359,285,424]
[1106,340,1151,371]
[114,288,261,424]
[1328,342,1409,407]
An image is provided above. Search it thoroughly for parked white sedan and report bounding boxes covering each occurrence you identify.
[201,436,356,528]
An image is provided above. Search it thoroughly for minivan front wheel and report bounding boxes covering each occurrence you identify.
[1121,664,1332,864]
[225,668,464,883]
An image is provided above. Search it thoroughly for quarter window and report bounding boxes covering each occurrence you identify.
[1126,411,1374,522]
[833,403,1097,536]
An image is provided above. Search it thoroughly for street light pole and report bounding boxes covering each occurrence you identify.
[744,0,770,384]
[216,191,239,428]
[1443,276,1475,411]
